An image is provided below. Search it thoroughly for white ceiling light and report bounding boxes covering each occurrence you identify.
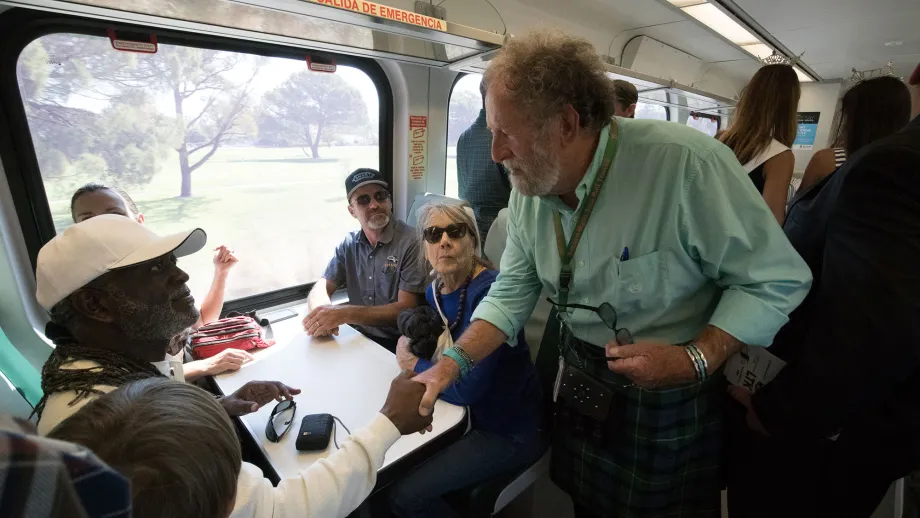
[793,66,814,83]
[740,43,774,60]
[669,0,818,82]
[680,3,760,46]
[885,41,903,47]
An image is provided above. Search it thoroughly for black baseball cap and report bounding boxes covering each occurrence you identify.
[345,168,388,200]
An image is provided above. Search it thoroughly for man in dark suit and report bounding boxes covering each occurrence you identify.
[727,63,920,517]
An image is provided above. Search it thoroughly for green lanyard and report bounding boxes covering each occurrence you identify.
[553,122,619,307]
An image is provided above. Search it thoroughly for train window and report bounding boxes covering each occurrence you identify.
[635,91,669,121]
[445,73,483,199]
[16,32,383,303]
[686,111,721,137]
[635,103,669,121]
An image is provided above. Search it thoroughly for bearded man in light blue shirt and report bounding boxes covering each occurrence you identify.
[414,29,812,517]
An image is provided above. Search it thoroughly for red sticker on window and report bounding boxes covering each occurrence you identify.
[107,29,158,54]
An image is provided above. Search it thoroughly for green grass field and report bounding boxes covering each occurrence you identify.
[46,145,383,302]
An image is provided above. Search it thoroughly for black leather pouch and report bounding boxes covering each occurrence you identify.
[295,413,333,451]
[557,365,614,422]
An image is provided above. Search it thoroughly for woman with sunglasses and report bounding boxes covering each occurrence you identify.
[388,203,544,518]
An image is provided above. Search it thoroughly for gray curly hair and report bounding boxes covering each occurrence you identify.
[483,28,618,133]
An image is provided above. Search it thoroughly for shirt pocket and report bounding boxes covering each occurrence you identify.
[616,250,669,313]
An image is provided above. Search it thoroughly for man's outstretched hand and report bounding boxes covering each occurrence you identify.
[411,358,459,417]
[381,371,434,435]
[220,380,300,417]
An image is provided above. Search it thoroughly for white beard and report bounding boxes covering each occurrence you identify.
[503,139,561,196]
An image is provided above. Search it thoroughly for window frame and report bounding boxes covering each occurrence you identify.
[444,71,482,199]
[0,8,393,314]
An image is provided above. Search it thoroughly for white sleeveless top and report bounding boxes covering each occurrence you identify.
[743,139,790,173]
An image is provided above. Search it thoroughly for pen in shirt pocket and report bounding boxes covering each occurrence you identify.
[620,247,629,261]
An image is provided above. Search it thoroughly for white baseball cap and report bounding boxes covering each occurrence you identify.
[36,214,207,311]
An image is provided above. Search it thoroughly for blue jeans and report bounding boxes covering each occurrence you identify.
[388,429,543,518]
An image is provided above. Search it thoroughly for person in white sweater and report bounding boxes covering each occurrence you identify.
[48,373,433,518]
[32,215,434,517]
[32,214,297,435]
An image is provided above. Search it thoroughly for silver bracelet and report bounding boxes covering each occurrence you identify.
[685,344,709,381]
[685,346,702,380]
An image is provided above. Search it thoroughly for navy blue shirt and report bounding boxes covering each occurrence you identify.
[414,269,541,439]
[457,110,511,241]
[323,220,428,342]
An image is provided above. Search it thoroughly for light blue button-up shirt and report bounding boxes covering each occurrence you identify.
[472,118,812,348]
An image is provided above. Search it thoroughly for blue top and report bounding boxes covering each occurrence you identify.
[414,269,541,439]
[457,109,512,240]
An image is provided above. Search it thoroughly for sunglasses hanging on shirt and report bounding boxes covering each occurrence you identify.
[423,223,469,244]
[547,298,635,360]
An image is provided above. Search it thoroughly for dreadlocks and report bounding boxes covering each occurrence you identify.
[34,321,164,420]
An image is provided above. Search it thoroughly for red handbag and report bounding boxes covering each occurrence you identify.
[189,316,275,360]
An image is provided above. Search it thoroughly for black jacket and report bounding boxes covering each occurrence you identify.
[753,115,920,461]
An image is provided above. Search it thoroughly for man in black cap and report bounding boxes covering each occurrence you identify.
[302,168,427,351]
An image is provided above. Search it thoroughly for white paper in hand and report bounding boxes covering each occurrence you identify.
[724,345,786,394]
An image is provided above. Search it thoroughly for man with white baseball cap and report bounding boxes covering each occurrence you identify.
[36,213,207,312]
[34,215,298,434]
[302,168,427,352]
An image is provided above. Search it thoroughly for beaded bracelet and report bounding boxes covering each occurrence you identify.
[684,344,709,382]
[444,346,474,378]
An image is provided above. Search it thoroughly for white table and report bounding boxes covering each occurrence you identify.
[212,317,467,483]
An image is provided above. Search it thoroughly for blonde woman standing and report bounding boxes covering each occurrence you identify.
[719,64,801,225]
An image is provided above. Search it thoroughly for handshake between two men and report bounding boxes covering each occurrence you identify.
[382,370,435,435]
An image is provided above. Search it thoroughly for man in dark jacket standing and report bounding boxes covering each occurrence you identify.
[457,81,511,244]
[728,62,920,517]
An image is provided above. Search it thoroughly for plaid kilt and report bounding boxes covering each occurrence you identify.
[549,327,724,518]
[0,415,132,518]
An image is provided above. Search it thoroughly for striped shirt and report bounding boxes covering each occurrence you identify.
[833,147,848,168]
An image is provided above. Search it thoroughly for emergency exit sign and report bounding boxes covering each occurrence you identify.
[307,0,447,32]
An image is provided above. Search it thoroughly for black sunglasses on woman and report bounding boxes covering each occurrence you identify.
[422,223,469,244]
